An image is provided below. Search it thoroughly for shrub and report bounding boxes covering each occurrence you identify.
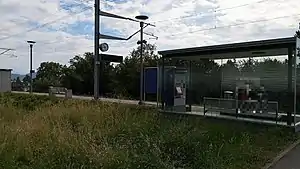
[0,93,59,111]
[0,93,297,169]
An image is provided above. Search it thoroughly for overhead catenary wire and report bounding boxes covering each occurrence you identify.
[35,11,300,45]
[0,17,31,33]
[3,0,295,61]
[14,13,298,57]
[5,46,92,58]
[5,5,156,48]
[1,53,18,58]
[0,49,13,56]
[11,13,298,53]
[165,13,300,38]
[0,6,92,41]
[152,0,270,23]
[19,29,156,48]
[0,47,14,50]
[144,32,158,40]
[0,2,91,33]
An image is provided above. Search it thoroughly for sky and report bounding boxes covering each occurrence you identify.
[0,0,299,74]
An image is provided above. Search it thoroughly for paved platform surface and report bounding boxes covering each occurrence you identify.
[269,144,300,169]
[12,91,204,111]
[12,91,158,106]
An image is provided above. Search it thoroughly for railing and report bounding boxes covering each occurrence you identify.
[204,97,279,123]
[203,97,236,115]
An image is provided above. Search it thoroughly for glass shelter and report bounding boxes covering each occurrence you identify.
[157,36,300,130]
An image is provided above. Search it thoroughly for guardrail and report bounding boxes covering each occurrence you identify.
[203,97,279,123]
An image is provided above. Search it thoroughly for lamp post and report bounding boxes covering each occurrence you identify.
[135,15,149,105]
[27,40,36,94]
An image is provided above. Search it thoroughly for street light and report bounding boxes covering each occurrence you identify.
[27,40,36,94]
[135,15,148,105]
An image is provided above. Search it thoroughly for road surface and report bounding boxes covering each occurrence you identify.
[269,144,300,169]
[12,91,158,106]
[12,91,204,111]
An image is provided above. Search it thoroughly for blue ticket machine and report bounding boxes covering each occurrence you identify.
[162,67,188,112]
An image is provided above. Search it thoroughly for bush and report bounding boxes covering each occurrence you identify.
[0,93,297,169]
[0,93,59,111]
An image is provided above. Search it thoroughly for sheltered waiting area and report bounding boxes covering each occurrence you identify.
[157,36,300,128]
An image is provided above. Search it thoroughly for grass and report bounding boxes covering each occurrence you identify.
[0,93,298,169]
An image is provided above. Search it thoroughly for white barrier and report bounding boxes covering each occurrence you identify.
[49,86,72,99]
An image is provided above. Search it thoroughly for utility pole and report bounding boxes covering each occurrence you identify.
[136,15,149,105]
[139,21,145,105]
[27,40,36,94]
[94,0,100,100]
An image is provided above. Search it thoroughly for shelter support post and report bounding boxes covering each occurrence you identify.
[161,57,165,110]
[288,47,293,126]
[188,60,192,111]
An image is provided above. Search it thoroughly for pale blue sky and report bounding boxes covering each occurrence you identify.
[0,0,299,74]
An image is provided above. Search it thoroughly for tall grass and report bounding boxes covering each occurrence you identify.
[0,93,298,169]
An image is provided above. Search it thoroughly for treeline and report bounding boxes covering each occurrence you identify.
[16,44,159,100]
[14,43,296,106]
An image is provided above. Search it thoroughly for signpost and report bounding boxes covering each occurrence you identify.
[101,54,123,63]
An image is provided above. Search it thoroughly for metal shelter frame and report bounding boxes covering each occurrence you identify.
[158,36,297,126]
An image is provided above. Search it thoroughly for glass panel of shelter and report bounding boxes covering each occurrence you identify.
[159,53,300,127]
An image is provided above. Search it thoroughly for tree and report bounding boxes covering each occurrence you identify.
[33,62,65,92]
[113,43,159,98]
[239,57,257,76]
[12,77,24,91]
[188,59,221,104]
[22,75,31,91]
[62,52,115,95]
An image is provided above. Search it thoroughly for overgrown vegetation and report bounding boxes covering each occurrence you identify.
[0,92,59,111]
[0,93,298,169]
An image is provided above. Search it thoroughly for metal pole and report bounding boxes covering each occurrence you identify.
[294,48,299,126]
[94,0,100,100]
[156,62,159,108]
[294,24,300,126]
[220,59,223,98]
[188,60,192,111]
[139,21,144,105]
[288,47,293,125]
[161,57,165,110]
[29,44,33,94]
[294,24,300,127]
[143,67,146,102]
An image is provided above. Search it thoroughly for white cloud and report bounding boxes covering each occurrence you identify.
[0,0,299,74]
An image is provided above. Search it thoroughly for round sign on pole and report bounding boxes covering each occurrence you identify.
[100,43,109,52]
